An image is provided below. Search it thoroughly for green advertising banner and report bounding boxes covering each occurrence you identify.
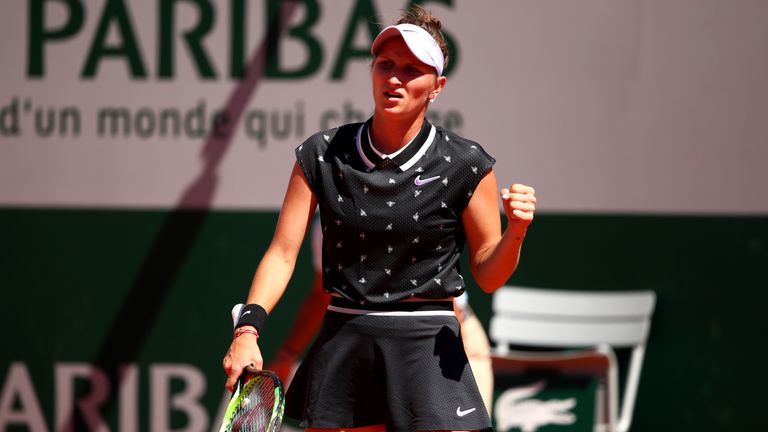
[3,211,767,431]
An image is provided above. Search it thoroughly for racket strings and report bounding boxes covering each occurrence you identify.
[230,375,281,432]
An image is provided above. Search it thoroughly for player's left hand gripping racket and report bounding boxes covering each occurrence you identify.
[218,367,285,432]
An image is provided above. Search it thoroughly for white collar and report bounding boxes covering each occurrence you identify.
[355,123,437,171]
[366,127,414,159]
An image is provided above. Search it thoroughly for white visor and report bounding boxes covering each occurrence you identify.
[371,23,445,76]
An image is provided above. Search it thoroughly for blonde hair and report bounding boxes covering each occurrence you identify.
[395,5,450,72]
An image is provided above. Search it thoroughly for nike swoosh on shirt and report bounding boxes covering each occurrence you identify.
[456,407,476,417]
[414,175,441,186]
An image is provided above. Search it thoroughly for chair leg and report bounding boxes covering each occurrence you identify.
[593,344,618,432]
[593,375,613,432]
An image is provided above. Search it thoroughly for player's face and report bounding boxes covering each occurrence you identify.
[371,37,444,120]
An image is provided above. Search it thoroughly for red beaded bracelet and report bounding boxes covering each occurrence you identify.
[233,327,259,339]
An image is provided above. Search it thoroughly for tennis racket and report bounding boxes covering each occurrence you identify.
[218,367,285,432]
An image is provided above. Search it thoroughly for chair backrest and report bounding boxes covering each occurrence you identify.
[490,286,656,350]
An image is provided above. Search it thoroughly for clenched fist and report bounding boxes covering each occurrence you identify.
[500,184,536,227]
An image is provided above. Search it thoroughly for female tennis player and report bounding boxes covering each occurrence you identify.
[223,5,536,431]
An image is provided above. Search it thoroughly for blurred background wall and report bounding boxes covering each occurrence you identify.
[2,0,767,430]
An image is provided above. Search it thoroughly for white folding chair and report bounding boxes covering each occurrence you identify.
[489,286,656,432]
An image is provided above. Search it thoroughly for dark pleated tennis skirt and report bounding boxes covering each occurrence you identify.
[285,297,492,431]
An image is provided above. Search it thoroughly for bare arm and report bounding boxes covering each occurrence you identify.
[245,162,318,311]
[462,170,536,293]
[223,161,317,389]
